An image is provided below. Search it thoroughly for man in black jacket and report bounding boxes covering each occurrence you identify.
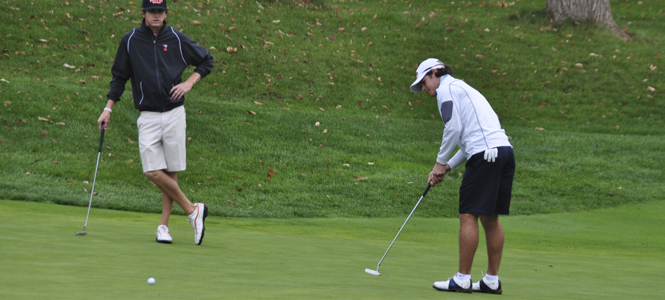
[97,0,214,245]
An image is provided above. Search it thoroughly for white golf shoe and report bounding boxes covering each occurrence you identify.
[473,278,503,294]
[188,203,208,245]
[433,276,472,293]
[155,225,172,244]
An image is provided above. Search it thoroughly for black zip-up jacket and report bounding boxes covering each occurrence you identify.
[107,20,214,112]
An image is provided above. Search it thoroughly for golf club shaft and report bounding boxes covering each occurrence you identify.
[375,184,431,271]
[83,123,105,230]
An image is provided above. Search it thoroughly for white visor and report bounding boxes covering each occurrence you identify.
[410,58,445,93]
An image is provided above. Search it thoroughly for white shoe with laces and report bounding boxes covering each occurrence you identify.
[155,225,172,244]
[473,277,503,294]
[188,203,208,245]
[433,275,472,293]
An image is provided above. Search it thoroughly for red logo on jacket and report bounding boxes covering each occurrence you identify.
[163,44,168,51]
[150,0,164,4]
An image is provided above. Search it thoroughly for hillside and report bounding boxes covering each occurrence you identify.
[0,0,663,217]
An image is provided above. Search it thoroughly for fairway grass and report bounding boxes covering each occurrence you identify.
[1,200,663,300]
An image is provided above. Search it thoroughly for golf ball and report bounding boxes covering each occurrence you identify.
[147,277,155,285]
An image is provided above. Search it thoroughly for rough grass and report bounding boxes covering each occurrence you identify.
[0,0,663,217]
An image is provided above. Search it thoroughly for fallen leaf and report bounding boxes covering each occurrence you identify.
[4,101,11,105]
[328,35,337,40]
[315,122,320,126]
[128,138,134,143]
[268,168,275,179]
[252,101,263,105]
[67,180,73,184]
[301,173,307,177]
[191,20,202,25]
[108,153,115,157]
[52,161,58,164]
[535,127,545,131]
[323,129,328,134]
[38,116,49,122]
[354,175,368,182]
[41,130,48,135]
[247,110,256,115]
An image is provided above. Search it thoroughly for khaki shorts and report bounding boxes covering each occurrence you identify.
[137,106,187,173]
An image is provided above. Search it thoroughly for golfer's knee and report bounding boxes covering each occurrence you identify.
[480,215,499,226]
[144,170,161,180]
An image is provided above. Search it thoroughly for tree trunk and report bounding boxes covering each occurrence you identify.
[546,0,622,32]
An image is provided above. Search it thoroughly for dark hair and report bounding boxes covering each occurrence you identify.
[433,65,453,77]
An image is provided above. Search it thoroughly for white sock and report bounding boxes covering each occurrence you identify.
[484,274,499,282]
[456,272,471,281]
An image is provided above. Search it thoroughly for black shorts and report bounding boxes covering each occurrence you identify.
[459,146,515,216]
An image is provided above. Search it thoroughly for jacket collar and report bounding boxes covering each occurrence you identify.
[139,19,168,36]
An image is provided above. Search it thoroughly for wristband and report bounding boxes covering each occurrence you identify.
[104,107,112,113]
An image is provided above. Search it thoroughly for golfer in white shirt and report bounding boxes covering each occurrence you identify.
[411,58,515,294]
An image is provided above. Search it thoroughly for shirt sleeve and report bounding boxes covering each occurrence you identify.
[446,149,466,169]
[177,31,214,78]
[106,36,132,102]
[436,98,462,166]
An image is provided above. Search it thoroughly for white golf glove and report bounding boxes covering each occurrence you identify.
[483,148,498,163]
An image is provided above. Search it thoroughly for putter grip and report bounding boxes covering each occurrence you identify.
[98,122,106,152]
[422,184,431,197]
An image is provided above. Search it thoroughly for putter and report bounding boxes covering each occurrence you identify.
[365,184,431,276]
[76,122,106,236]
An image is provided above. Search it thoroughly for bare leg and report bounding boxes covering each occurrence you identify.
[479,215,504,276]
[145,170,195,215]
[159,171,178,226]
[458,213,479,274]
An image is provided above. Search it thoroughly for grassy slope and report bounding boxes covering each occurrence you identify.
[0,198,663,299]
[0,0,663,217]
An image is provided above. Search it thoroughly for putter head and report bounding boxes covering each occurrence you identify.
[76,231,87,236]
[365,268,381,276]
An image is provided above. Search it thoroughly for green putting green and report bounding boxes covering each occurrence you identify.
[1,199,662,299]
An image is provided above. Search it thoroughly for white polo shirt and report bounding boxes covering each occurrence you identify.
[435,75,511,169]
